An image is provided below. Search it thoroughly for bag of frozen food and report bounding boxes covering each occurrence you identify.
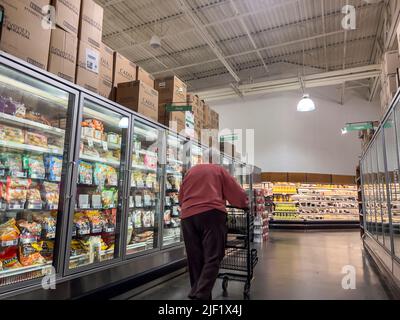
[78,161,93,185]
[93,163,107,186]
[142,211,152,228]
[42,182,59,209]
[17,220,42,238]
[70,240,85,256]
[164,210,171,226]
[133,210,143,228]
[82,145,100,158]
[82,119,104,132]
[144,154,157,169]
[102,209,116,233]
[19,239,46,266]
[73,213,90,236]
[23,154,46,179]
[39,240,54,261]
[87,236,102,263]
[44,155,62,182]
[25,110,51,126]
[0,246,21,269]
[107,133,120,144]
[0,125,24,144]
[2,153,24,177]
[5,177,29,208]
[26,184,43,209]
[25,131,48,148]
[126,218,133,244]
[0,218,20,246]
[32,212,57,239]
[47,136,64,149]
[101,188,117,209]
[85,211,104,234]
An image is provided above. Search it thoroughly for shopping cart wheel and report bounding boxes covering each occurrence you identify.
[222,277,229,297]
[243,283,250,300]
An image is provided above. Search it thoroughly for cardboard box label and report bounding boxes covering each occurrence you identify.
[158,81,166,88]
[86,48,99,73]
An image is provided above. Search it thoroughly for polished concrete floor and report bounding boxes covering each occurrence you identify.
[130,230,391,300]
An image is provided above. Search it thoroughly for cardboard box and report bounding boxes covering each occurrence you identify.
[116,81,158,121]
[203,104,212,129]
[155,76,187,103]
[48,28,78,83]
[76,41,100,93]
[79,0,103,49]
[0,0,52,70]
[383,51,400,76]
[113,52,137,88]
[210,109,219,130]
[98,43,114,99]
[136,66,155,88]
[53,0,81,36]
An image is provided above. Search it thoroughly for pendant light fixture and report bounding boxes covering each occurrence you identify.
[297,94,316,112]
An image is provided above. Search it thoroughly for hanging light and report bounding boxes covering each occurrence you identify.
[297,94,316,112]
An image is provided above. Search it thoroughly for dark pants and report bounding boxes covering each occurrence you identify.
[182,209,227,300]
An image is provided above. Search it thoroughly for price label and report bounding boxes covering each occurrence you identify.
[87,138,94,148]
[102,141,108,151]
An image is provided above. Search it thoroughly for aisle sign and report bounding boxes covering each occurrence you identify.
[166,104,192,112]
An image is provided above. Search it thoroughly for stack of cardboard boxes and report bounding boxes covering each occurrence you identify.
[0,0,53,70]
[380,51,400,116]
[155,76,187,133]
[187,94,203,140]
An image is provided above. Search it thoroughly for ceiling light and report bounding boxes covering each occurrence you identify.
[150,35,161,49]
[341,127,348,135]
[297,94,315,112]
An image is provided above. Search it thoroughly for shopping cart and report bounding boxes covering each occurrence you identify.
[218,206,258,299]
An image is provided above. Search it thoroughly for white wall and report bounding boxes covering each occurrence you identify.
[211,86,381,175]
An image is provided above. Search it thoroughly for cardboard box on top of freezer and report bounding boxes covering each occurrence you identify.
[76,40,100,93]
[155,76,187,103]
[0,0,52,70]
[116,80,158,121]
[98,42,114,99]
[52,0,81,36]
[79,0,103,49]
[113,52,137,87]
[48,27,78,83]
[136,66,155,88]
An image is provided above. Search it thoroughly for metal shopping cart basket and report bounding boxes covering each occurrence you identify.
[218,207,258,300]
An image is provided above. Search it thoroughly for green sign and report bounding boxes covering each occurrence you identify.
[166,104,192,112]
[344,122,373,131]
[220,134,239,142]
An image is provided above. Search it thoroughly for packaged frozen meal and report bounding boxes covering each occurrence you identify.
[107,133,120,145]
[32,212,57,239]
[101,188,117,209]
[19,240,46,266]
[85,211,104,234]
[26,184,43,209]
[0,246,21,269]
[23,154,45,179]
[42,182,59,209]
[2,153,24,177]
[25,110,51,126]
[39,240,54,261]
[78,161,93,185]
[142,211,152,228]
[25,131,48,148]
[5,177,30,208]
[44,155,62,182]
[133,210,142,228]
[73,213,90,236]
[94,163,118,187]
[82,119,104,132]
[0,218,20,247]
[0,125,24,144]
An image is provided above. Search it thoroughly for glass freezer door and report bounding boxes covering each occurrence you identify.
[0,63,76,288]
[126,120,162,255]
[191,143,206,167]
[163,133,187,247]
[67,97,128,271]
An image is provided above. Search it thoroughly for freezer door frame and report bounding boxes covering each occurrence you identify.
[0,54,80,294]
[63,93,132,276]
[123,115,166,259]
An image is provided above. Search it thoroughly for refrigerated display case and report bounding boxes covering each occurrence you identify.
[0,56,78,290]
[65,95,129,272]
[126,120,162,256]
[191,143,206,166]
[163,133,187,247]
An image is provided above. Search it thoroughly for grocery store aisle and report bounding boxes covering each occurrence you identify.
[128,231,391,300]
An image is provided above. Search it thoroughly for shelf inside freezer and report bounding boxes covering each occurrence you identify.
[0,262,52,279]
[0,140,63,155]
[80,154,120,167]
[131,164,157,172]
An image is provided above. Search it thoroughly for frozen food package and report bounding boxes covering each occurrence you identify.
[39,240,54,261]
[85,211,104,234]
[0,97,17,115]
[44,155,62,181]
[25,110,51,126]
[42,182,59,209]
[81,126,95,138]
[107,133,120,144]
[70,240,85,256]
[32,212,57,239]
[126,219,133,244]
[47,136,64,149]
[2,153,24,177]
[19,240,46,266]
[17,219,42,238]
[102,209,116,232]
[134,210,143,228]
[5,177,29,207]
[82,145,100,157]
[94,163,117,186]
[88,236,102,263]
[26,184,43,209]
[78,161,93,185]
[144,154,157,169]
[23,154,46,179]
[142,211,152,228]
[25,131,48,147]
[101,188,117,209]
[73,213,90,236]
[0,246,21,269]
[0,125,24,144]
[164,210,171,225]
[82,119,104,132]
[0,218,20,246]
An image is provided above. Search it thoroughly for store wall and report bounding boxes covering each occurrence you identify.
[211,86,381,175]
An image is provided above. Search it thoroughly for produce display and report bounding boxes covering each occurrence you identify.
[69,106,125,269]
[265,183,359,221]
[127,123,160,255]
[0,77,69,287]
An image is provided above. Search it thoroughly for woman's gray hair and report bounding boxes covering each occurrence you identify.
[202,147,221,164]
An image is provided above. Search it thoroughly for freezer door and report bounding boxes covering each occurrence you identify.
[191,143,206,167]
[126,120,163,256]
[162,133,187,247]
[65,95,130,273]
[0,61,78,291]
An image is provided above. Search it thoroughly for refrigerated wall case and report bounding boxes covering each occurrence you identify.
[0,52,254,299]
[360,86,400,293]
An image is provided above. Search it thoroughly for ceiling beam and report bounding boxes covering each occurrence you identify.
[175,0,240,83]
[321,0,328,72]
[229,0,268,73]
[196,65,381,101]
